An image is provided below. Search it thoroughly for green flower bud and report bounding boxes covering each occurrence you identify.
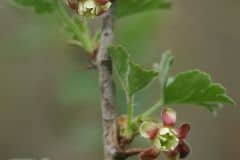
[77,0,111,17]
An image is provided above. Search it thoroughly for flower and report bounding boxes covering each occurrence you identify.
[140,121,179,152]
[162,108,176,127]
[139,108,191,159]
[65,0,112,17]
[167,124,191,159]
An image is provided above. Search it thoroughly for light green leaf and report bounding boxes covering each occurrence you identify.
[115,0,171,19]
[109,45,158,96]
[13,0,56,14]
[128,62,158,96]
[64,17,94,52]
[154,51,174,98]
[56,2,94,53]
[163,70,235,111]
[109,46,129,87]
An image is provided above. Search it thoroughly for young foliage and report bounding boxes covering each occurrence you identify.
[154,51,174,99]
[13,0,56,14]
[163,70,235,112]
[115,0,171,18]
[128,62,158,96]
[63,17,95,53]
[11,1,237,160]
[13,0,96,53]
[109,45,158,97]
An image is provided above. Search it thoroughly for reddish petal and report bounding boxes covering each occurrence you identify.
[95,0,109,5]
[66,0,78,11]
[140,122,159,140]
[176,124,190,139]
[161,108,176,127]
[147,127,160,140]
[139,147,160,160]
[177,141,190,159]
[166,140,191,159]
[166,149,179,158]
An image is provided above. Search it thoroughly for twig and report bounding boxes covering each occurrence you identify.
[116,148,147,159]
[96,1,118,160]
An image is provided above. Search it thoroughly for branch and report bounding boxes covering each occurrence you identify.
[96,1,118,160]
[116,148,146,159]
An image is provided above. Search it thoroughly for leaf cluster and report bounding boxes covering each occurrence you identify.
[110,46,235,114]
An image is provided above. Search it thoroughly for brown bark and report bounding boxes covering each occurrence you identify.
[96,1,118,160]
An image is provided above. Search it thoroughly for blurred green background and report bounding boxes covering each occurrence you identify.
[0,0,239,160]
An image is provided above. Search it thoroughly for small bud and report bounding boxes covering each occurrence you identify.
[161,108,176,127]
[176,124,190,139]
[117,115,134,147]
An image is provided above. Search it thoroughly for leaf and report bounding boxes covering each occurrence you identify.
[109,46,129,87]
[154,51,174,98]
[64,17,91,50]
[13,0,56,14]
[58,5,94,53]
[163,70,235,111]
[13,0,94,52]
[115,0,171,19]
[109,45,158,96]
[128,62,158,96]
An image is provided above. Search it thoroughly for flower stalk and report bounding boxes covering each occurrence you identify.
[127,95,134,128]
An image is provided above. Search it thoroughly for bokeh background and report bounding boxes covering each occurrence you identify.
[0,0,239,160]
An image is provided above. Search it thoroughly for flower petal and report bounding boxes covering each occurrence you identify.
[177,141,190,159]
[176,124,191,139]
[95,0,109,5]
[66,0,78,11]
[139,147,160,160]
[161,108,176,127]
[166,149,179,160]
[140,121,160,140]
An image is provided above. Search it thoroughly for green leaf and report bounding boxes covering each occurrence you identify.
[13,0,56,14]
[154,51,174,98]
[115,0,171,19]
[64,17,94,52]
[128,62,158,96]
[109,46,129,87]
[109,45,158,96]
[55,2,94,53]
[163,70,235,111]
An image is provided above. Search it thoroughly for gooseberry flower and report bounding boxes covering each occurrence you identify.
[66,0,112,17]
[140,121,179,152]
[139,108,191,159]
